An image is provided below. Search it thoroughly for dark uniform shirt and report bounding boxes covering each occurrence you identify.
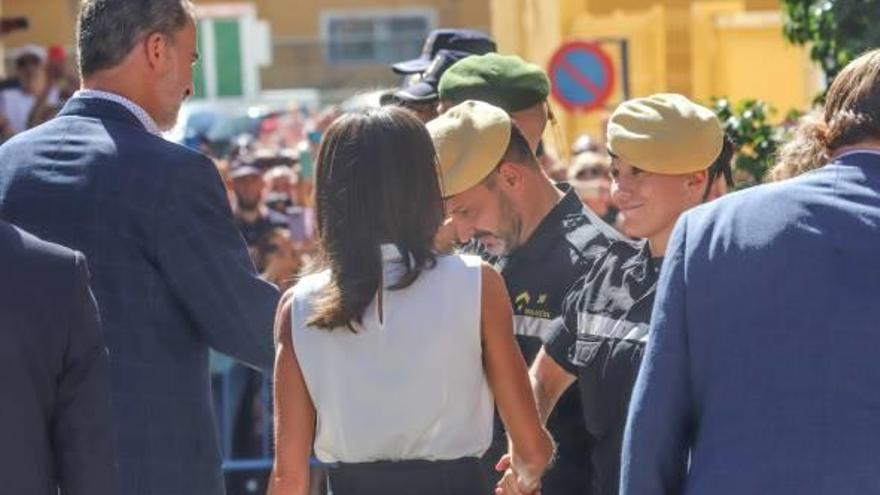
[545,239,661,495]
[480,184,621,495]
[234,209,289,246]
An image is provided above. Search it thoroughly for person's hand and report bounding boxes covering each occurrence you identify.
[494,454,542,495]
[495,468,542,495]
[495,453,512,473]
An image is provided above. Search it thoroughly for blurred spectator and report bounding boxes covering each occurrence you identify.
[569,150,611,181]
[573,178,613,221]
[571,133,600,156]
[254,227,302,292]
[0,45,60,138]
[536,142,564,180]
[296,105,339,184]
[213,158,237,211]
[230,163,288,248]
[47,44,80,102]
[568,150,619,227]
[264,165,297,203]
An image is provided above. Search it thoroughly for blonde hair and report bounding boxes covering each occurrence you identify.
[771,49,880,181]
[768,112,828,182]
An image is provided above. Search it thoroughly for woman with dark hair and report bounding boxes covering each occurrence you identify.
[270,106,554,495]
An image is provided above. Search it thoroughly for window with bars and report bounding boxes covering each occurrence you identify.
[323,10,435,64]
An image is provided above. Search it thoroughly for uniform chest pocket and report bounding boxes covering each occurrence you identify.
[572,335,605,368]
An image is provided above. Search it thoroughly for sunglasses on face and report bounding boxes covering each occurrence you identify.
[16,56,41,69]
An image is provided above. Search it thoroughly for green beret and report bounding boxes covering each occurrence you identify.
[438,53,550,113]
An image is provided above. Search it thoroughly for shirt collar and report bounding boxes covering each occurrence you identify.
[616,239,662,287]
[72,89,162,136]
[505,183,584,261]
[380,243,401,261]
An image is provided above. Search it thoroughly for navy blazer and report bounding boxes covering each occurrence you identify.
[0,220,118,495]
[0,97,279,495]
[621,151,880,494]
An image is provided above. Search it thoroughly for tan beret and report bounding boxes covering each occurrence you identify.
[607,93,723,174]
[427,100,511,198]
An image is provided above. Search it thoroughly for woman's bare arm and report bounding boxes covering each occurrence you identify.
[269,290,315,495]
[480,264,555,492]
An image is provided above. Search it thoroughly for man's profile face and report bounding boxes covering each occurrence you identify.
[445,177,523,256]
[155,20,198,131]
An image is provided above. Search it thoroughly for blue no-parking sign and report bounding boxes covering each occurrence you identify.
[548,41,616,112]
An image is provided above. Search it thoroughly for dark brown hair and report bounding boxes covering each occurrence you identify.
[822,49,880,150]
[308,107,443,331]
[482,122,540,189]
[702,135,735,200]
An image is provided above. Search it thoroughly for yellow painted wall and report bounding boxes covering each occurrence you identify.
[2,0,490,46]
[691,9,816,113]
[493,0,818,154]
[2,0,76,49]
[1,0,491,92]
[194,0,490,38]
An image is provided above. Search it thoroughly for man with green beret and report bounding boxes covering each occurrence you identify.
[438,53,551,153]
[429,99,622,494]
[516,94,734,495]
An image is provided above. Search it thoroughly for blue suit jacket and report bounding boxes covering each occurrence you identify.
[621,151,880,494]
[0,220,118,495]
[0,97,279,494]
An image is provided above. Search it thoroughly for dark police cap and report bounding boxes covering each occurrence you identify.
[394,50,474,102]
[392,28,496,75]
[438,53,550,113]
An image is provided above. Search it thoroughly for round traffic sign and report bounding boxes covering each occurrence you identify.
[548,41,615,112]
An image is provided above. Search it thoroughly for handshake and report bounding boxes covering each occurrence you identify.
[493,442,556,495]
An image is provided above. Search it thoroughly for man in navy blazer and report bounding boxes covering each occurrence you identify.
[621,49,880,495]
[0,1,278,493]
[0,220,118,495]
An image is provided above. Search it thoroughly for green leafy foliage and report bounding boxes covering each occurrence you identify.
[782,0,880,82]
[712,99,793,185]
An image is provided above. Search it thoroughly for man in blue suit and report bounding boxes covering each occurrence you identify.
[0,220,118,495]
[0,1,279,493]
[621,49,880,494]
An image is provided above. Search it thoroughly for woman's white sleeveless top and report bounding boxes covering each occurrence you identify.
[291,245,494,463]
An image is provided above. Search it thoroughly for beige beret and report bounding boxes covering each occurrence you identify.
[427,100,512,198]
[607,93,723,174]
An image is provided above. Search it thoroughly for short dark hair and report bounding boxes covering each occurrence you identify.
[482,122,540,189]
[76,0,195,78]
[308,107,444,331]
[702,134,736,200]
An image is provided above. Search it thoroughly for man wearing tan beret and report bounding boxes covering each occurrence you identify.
[428,100,622,494]
[519,94,733,495]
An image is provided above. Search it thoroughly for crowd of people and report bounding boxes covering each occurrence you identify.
[2,1,880,495]
[0,42,79,140]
